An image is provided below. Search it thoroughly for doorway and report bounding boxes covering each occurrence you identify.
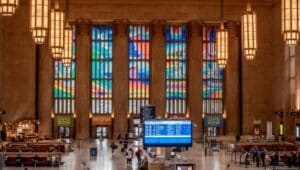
[96,126,107,138]
[133,126,142,138]
[207,127,217,137]
[296,123,300,141]
[58,127,70,138]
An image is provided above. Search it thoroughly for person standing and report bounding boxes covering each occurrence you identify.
[245,152,250,168]
[256,149,260,167]
[16,154,22,167]
[260,148,266,167]
[117,134,123,144]
[250,146,258,163]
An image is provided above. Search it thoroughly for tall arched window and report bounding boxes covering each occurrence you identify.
[91,26,113,114]
[54,28,76,114]
[165,25,187,114]
[128,25,150,114]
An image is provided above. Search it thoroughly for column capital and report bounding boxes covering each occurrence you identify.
[75,19,92,36]
[187,20,202,37]
[113,19,129,36]
[226,21,240,37]
[151,20,166,35]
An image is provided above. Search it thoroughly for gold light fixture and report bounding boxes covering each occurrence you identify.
[50,3,64,59]
[242,3,257,60]
[0,0,18,16]
[216,23,228,69]
[281,0,300,46]
[30,0,49,44]
[62,24,73,67]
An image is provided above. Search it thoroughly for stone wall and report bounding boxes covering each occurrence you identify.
[0,0,288,140]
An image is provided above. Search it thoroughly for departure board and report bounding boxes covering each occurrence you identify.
[143,120,192,147]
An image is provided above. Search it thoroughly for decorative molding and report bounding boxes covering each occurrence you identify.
[75,19,92,36]
[151,20,166,35]
[227,21,240,37]
[187,20,202,37]
[113,19,129,36]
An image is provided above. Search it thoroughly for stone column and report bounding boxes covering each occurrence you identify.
[113,19,128,139]
[187,21,202,139]
[75,20,91,139]
[284,46,296,141]
[38,43,53,138]
[150,20,166,118]
[225,22,240,136]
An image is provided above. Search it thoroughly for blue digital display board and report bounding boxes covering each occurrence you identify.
[143,119,192,147]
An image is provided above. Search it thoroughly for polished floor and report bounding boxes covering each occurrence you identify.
[1,139,290,170]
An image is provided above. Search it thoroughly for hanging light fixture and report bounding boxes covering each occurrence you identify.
[216,0,228,69]
[0,0,18,16]
[216,23,228,69]
[281,0,300,46]
[50,2,64,59]
[62,24,73,67]
[30,0,49,44]
[242,3,257,60]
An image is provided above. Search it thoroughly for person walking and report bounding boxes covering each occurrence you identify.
[135,147,143,167]
[110,141,117,155]
[126,148,133,165]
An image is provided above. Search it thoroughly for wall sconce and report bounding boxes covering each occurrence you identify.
[73,113,76,119]
[51,113,55,119]
[127,113,130,119]
[290,110,300,117]
[89,113,92,119]
[111,113,114,119]
[274,111,284,117]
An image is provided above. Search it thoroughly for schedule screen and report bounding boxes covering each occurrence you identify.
[143,120,192,147]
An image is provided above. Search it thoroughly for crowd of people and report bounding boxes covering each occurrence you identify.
[109,134,148,170]
[242,146,300,168]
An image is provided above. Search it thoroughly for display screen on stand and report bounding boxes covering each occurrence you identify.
[143,119,192,147]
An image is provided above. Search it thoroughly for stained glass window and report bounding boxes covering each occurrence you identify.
[54,28,76,114]
[202,26,223,114]
[165,25,187,114]
[91,26,113,114]
[128,25,150,114]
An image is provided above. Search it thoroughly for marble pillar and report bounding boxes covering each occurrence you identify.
[75,20,91,139]
[187,21,202,139]
[225,22,240,136]
[113,19,129,139]
[150,20,166,118]
[38,43,53,138]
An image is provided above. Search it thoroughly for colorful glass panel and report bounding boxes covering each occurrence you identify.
[202,26,223,114]
[128,25,150,114]
[165,25,187,114]
[54,28,76,114]
[91,26,113,114]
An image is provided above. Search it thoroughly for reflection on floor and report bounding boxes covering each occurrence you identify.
[2,139,278,170]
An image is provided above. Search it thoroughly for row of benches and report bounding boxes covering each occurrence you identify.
[4,152,61,167]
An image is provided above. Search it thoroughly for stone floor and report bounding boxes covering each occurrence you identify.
[1,139,293,170]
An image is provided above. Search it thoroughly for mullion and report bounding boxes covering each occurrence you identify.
[92,26,112,114]
[129,25,150,114]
